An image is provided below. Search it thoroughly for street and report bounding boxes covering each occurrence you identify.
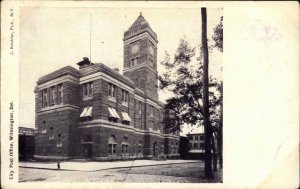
[19,162,222,183]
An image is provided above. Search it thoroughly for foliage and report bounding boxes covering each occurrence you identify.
[212,16,223,52]
[159,39,222,132]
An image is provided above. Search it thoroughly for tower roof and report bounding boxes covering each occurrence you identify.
[124,12,158,42]
[128,12,148,30]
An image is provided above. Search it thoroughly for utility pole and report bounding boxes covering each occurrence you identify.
[201,7,213,178]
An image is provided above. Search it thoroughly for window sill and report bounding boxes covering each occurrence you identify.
[83,96,93,101]
[122,102,128,107]
[41,104,63,111]
[56,143,62,148]
[108,96,116,103]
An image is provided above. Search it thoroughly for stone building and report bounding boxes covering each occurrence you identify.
[34,13,180,160]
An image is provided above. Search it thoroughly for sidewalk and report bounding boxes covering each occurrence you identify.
[19,159,201,172]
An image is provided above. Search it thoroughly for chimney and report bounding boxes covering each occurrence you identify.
[77,57,93,68]
[113,68,120,73]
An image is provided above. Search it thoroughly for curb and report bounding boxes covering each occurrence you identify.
[19,161,201,172]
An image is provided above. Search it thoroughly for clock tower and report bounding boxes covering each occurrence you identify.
[123,13,159,101]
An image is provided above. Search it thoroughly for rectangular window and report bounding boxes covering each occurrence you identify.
[139,101,142,114]
[193,143,197,148]
[149,105,154,117]
[122,144,128,153]
[43,89,48,107]
[49,87,55,106]
[83,82,93,98]
[109,144,117,154]
[80,106,93,121]
[149,57,154,66]
[108,106,120,122]
[57,84,63,104]
[121,111,131,125]
[122,90,128,102]
[108,144,112,154]
[113,144,116,154]
[130,57,139,67]
[108,83,116,98]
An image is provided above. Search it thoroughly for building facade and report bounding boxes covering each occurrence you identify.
[186,133,205,160]
[34,13,180,160]
[187,133,205,153]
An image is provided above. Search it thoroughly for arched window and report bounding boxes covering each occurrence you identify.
[138,140,143,154]
[57,133,62,147]
[49,127,54,140]
[82,135,92,142]
[108,135,117,155]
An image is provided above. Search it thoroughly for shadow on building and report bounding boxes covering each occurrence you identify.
[19,127,35,161]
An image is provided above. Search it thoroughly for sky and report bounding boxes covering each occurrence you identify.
[19,7,222,130]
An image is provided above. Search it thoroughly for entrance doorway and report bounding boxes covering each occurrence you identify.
[82,144,92,158]
[82,135,93,158]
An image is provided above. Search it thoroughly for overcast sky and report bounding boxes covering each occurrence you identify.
[20,7,222,129]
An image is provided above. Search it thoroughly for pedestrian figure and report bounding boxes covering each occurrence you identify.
[57,162,60,170]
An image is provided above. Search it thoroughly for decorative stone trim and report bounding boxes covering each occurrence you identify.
[34,155,68,160]
[80,70,134,93]
[37,104,80,115]
[38,74,79,90]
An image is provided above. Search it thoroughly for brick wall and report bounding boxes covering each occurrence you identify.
[35,109,80,157]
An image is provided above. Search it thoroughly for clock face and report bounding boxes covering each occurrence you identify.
[131,44,139,54]
[149,46,154,55]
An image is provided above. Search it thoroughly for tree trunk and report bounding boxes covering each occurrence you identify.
[211,133,218,172]
[201,7,213,178]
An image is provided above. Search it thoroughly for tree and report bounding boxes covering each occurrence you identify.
[159,9,223,179]
[212,16,223,52]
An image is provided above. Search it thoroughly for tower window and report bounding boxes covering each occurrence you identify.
[149,105,154,117]
[148,57,154,67]
[130,57,139,67]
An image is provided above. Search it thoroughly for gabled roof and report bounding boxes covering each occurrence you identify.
[128,13,148,30]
